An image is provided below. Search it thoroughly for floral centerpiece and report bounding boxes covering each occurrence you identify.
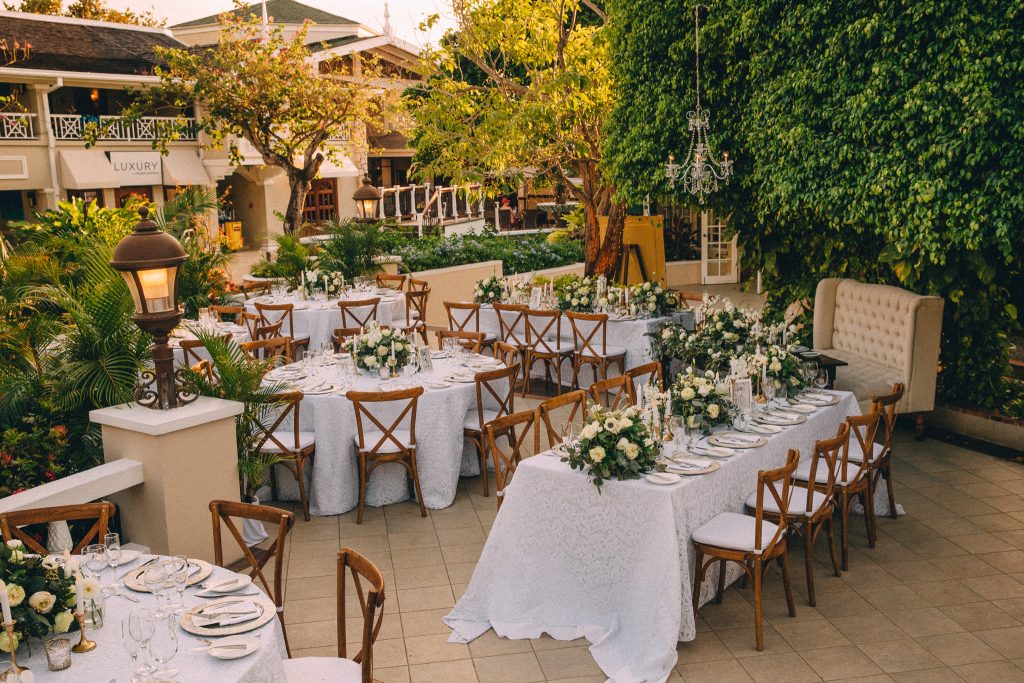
[696,295,760,351]
[0,540,84,654]
[629,282,679,317]
[302,268,345,297]
[652,324,732,371]
[349,322,411,372]
[738,345,806,396]
[556,275,596,312]
[670,368,735,431]
[473,275,505,304]
[563,405,663,490]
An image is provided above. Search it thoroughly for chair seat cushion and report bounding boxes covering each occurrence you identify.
[358,428,413,453]
[283,655,362,682]
[793,459,864,486]
[290,333,311,344]
[746,485,827,517]
[575,345,627,359]
[531,339,573,354]
[391,319,425,331]
[692,512,781,554]
[821,349,900,404]
[261,430,316,453]
[846,440,879,464]
[464,408,499,432]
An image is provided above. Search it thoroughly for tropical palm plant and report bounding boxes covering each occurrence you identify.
[154,186,219,239]
[316,219,386,279]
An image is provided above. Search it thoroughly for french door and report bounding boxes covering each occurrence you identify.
[700,210,740,284]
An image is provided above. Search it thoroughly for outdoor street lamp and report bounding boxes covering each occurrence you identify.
[353,174,381,222]
[110,207,195,410]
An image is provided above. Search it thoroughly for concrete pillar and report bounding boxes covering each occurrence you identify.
[89,397,244,564]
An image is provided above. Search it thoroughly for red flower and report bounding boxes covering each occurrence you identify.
[44,470,56,481]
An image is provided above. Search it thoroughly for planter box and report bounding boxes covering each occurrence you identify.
[926,404,1024,451]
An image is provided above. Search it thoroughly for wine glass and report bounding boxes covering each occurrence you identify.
[167,555,189,614]
[104,533,121,570]
[82,543,107,578]
[148,612,179,680]
[814,368,829,390]
[768,378,785,408]
[142,562,170,609]
[126,609,155,678]
[801,361,819,386]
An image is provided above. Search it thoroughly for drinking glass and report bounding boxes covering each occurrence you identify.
[168,555,189,614]
[802,361,819,385]
[763,379,777,407]
[814,368,829,390]
[686,413,704,451]
[670,416,687,454]
[126,609,155,678]
[767,378,785,407]
[82,543,107,578]
[104,532,122,569]
[559,420,582,450]
[148,612,179,680]
[142,562,170,608]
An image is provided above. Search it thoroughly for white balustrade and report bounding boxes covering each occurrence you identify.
[48,114,198,141]
[0,112,36,139]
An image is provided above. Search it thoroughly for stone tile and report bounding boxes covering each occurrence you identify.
[916,632,1003,666]
[376,637,412,669]
[391,546,446,569]
[408,658,478,683]
[961,574,1024,600]
[887,608,964,638]
[948,533,1016,555]
[400,608,452,637]
[467,628,534,658]
[974,625,1024,659]
[829,613,907,644]
[445,561,478,585]
[441,543,486,565]
[858,638,944,673]
[676,658,754,682]
[798,644,885,681]
[436,525,487,546]
[394,564,452,590]
[856,584,932,614]
[978,550,1024,573]
[888,667,964,682]
[389,531,441,551]
[675,631,734,663]
[737,652,820,682]
[773,619,852,650]
[952,660,1024,683]
[404,632,470,665]
[715,625,793,658]
[907,579,986,607]
[396,585,455,613]
[530,634,590,652]
[939,602,1021,632]
[936,555,1005,579]
[474,652,546,683]
[535,645,605,679]
[376,666,412,683]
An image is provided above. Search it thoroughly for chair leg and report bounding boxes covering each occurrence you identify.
[470,434,489,497]
[280,617,292,658]
[691,549,704,620]
[522,353,532,397]
[295,456,311,522]
[864,485,877,548]
[778,551,796,617]
[408,453,427,518]
[885,461,898,519]
[356,453,367,525]
[554,357,564,395]
[803,522,816,607]
[825,516,841,577]
[840,491,850,571]
[715,559,727,604]
[752,559,765,651]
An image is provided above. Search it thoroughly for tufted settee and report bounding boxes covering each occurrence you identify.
[812,279,944,422]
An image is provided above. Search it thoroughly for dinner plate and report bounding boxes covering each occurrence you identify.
[738,423,782,435]
[754,413,807,426]
[202,573,253,594]
[690,445,736,459]
[205,635,261,660]
[125,559,212,592]
[180,595,276,637]
[798,393,839,406]
[800,351,822,359]
[644,471,681,485]
[789,345,809,353]
[425,381,452,389]
[664,458,720,476]
[785,403,817,414]
[708,433,767,449]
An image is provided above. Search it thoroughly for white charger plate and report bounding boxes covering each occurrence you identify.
[709,434,768,449]
[203,573,253,594]
[125,559,212,592]
[206,635,261,660]
[644,471,681,485]
[180,595,276,637]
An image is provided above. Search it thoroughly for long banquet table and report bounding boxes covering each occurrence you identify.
[445,391,860,683]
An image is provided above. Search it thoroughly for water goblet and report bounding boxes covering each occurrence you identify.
[686,413,704,451]
[83,543,107,578]
[168,555,189,614]
[814,368,829,390]
[104,532,121,570]
[142,562,170,609]
[148,611,179,680]
[126,609,156,678]
[670,416,687,455]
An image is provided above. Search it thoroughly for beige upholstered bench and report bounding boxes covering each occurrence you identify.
[812,278,944,435]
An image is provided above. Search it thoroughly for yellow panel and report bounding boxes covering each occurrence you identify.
[598,215,667,286]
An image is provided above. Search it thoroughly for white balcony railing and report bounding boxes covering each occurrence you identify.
[49,114,198,142]
[0,112,36,139]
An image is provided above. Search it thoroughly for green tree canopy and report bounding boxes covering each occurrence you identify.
[605,0,1024,408]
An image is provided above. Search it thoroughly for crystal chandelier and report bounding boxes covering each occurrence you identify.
[665,5,733,203]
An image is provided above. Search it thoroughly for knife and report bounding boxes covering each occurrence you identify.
[118,556,157,581]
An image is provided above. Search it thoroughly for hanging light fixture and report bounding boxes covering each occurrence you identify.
[665,5,733,203]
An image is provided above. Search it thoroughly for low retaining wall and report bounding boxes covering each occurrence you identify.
[408,260,504,326]
[665,260,701,288]
[927,404,1024,451]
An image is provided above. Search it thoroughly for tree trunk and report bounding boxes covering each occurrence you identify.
[583,199,626,279]
[283,174,312,234]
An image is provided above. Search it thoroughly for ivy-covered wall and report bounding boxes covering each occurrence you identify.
[605,0,1024,409]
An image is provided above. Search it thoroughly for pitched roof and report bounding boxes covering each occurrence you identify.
[0,13,182,75]
[172,0,358,29]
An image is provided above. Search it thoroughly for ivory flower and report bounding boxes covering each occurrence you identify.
[680,387,696,401]
[0,631,19,654]
[6,583,25,607]
[603,417,622,434]
[53,610,75,634]
[707,404,721,419]
[29,590,56,614]
[580,422,600,440]
[80,578,101,601]
[589,446,606,462]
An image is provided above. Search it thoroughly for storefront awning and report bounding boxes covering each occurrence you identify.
[316,155,359,178]
[58,149,121,189]
[162,150,211,187]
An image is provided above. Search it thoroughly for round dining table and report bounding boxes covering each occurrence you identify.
[12,555,288,682]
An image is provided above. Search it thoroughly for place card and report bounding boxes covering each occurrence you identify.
[733,378,753,414]
[417,346,433,371]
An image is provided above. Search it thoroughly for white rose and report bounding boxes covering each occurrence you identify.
[716,322,724,330]
[5,540,22,549]
[662,328,673,339]
[376,345,388,356]
[589,446,606,462]
[394,342,404,352]
[53,611,75,634]
[617,417,633,432]
[680,387,696,400]
[581,296,589,305]
[571,298,580,306]
[624,442,640,460]
[644,283,652,290]
[648,303,657,311]
[698,383,711,397]
[80,578,101,600]
[5,584,25,607]
[29,591,56,614]
[599,297,609,306]
[475,288,483,296]
[580,422,600,440]
[616,437,630,452]
[707,404,721,419]
[770,361,782,372]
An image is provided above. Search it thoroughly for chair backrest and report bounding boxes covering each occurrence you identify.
[192,359,216,383]
[751,450,800,552]
[407,278,429,292]
[801,423,850,513]
[332,327,361,353]
[524,308,563,354]
[254,302,298,338]
[589,375,634,410]
[240,311,261,339]
[445,301,482,334]
[348,387,424,454]
[336,548,386,682]
[401,290,429,327]
[436,329,484,353]
[566,311,609,357]
[242,280,271,299]
[211,305,243,323]
[625,362,663,399]
[241,336,290,364]
[339,298,381,329]
[484,409,539,508]
[179,334,231,367]
[209,500,294,625]
[254,319,284,341]
[537,390,587,449]
[253,391,303,453]
[470,363,519,431]
[493,304,528,348]
[375,274,407,291]
[846,404,881,481]
[871,382,904,461]
[0,502,115,555]
[492,341,520,369]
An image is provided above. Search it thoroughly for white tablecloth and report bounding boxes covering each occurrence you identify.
[12,556,288,682]
[273,356,501,516]
[245,291,405,352]
[445,392,861,683]
[478,307,694,386]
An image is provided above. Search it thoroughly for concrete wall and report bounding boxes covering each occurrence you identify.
[408,260,504,327]
[665,260,701,288]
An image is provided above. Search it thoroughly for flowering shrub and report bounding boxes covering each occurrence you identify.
[0,425,69,498]
[0,540,82,651]
[556,275,597,312]
[303,270,345,296]
[473,275,505,304]
[384,228,583,275]
[348,323,411,372]
[628,281,679,316]
[670,369,735,430]
[563,405,663,489]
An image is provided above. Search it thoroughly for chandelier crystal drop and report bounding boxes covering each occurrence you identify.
[665,5,733,204]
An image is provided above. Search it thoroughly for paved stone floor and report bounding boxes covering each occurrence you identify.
[268,413,1024,683]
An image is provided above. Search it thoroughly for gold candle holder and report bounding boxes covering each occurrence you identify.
[71,612,96,653]
[0,621,27,681]
[389,363,400,378]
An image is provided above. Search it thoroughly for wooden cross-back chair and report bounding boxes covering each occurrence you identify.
[347,387,426,524]
[537,390,588,451]
[254,391,316,521]
[0,502,115,555]
[436,329,484,354]
[444,301,496,355]
[493,303,528,352]
[465,363,520,497]
[484,409,539,510]
[394,290,429,345]
[254,318,284,341]
[191,359,216,384]
[209,500,295,655]
[522,308,572,397]
[868,383,904,520]
[693,450,800,651]
[492,341,521,372]
[242,280,271,299]
[210,305,244,324]
[625,362,664,401]
[332,327,361,353]
[281,548,387,683]
[255,302,310,360]
[338,298,380,329]
[589,374,634,411]
[407,277,429,292]
[240,311,261,340]
[375,273,407,291]
[241,336,290,365]
[565,311,626,388]
[178,334,231,368]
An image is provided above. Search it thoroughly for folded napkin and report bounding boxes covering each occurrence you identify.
[192,608,261,628]
[198,601,257,617]
[718,433,759,443]
[770,411,800,420]
[204,575,246,591]
[677,458,713,468]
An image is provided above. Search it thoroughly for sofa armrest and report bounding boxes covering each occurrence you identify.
[902,295,944,413]
[812,278,842,350]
